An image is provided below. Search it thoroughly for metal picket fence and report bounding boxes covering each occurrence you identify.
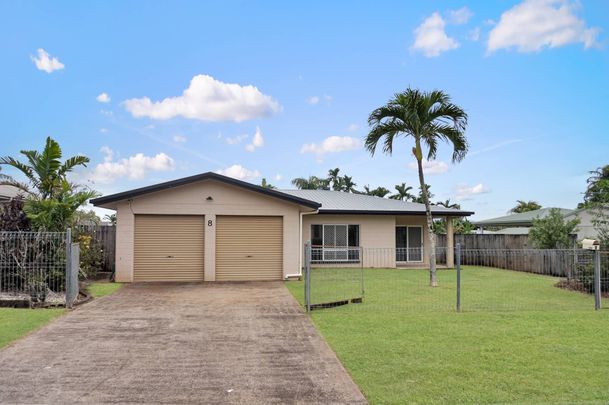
[303,243,608,313]
[0,229,80,308]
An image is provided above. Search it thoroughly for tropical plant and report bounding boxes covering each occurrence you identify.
[327,168,342,191]
[432,218,474,235]
[365,88,468,286]
[260,178,276,189]
[390,183,415,201]
[509,200,542,214]
[103,213,117,225]
[362,185,391,198]
[0,137,90,199]
[291,176,330,190]
[414,184,434,204]
[340,175,357,193]
[436,199,460,209]
[580,165,609,208]
[73,209,101,226]
[529,208,579,249]
[0,197,30,231]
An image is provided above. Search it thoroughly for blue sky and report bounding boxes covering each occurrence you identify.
[1,0,608,219]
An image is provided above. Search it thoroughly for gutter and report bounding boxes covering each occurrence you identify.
[286,209,319,279]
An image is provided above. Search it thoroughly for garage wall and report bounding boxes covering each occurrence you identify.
[114,179,303,282]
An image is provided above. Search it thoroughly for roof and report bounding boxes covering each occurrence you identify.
[479,227,531,235]
[91,172,474,216]
[474,207,573,227]
[90,172,321,209]
[280,189,473,216]
[0,185,25,201]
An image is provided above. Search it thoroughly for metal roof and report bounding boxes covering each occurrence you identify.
[474,207,573,227]
[280,189,473,216]
[0,185,24,201]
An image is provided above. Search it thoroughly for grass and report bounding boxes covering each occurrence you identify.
[286,266,609,404]
[87,281,123,298]
[0,308,64,349]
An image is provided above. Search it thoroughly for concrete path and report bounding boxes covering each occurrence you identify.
[0,282,366,404]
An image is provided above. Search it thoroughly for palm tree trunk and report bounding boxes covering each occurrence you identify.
[415,152,437,287]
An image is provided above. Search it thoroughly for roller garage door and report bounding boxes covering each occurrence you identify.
[134,215,205,282]
[216,216,283,281]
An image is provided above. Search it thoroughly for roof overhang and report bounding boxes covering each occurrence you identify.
[317,209,474,217]
[90,172,321,209]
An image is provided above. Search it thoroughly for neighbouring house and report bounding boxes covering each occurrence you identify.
[0,185,24,206]
[562,206,609,241]
[474,208,573,234]
[91,172,473,282]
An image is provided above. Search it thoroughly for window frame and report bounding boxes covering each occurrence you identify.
[395,225,424,263]
[310,223,360,263]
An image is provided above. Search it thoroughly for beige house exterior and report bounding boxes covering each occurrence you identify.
[92,172,471,282]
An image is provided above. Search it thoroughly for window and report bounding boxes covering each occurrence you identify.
[396,226,423,262]
[310,224,360,262]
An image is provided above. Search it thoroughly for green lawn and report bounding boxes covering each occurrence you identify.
[286,267,609,404]
[0,308,64,349]
[87,281,123,298]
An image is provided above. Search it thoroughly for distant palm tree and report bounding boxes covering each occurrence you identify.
[509,200,541,214]
[363,185,390,198]
[390,183,415,201]
[414,184,434,204]
[328,168,342,191]
[341,175,357,193]
[260,178,276,189]
[291,176,330,190]
[436,199,460,210]
[365,88,468,286]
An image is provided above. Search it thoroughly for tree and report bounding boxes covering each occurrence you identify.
[0,197,30,231]
[327,168,342,191]
[414,184,434,204]
[341,175,357,193]
[362,185,390,198]
[365,88,468,286]
[529,208,579,249]
[390,183,415,201]
[104,213,117,225]
[260,178,276,189]
[436,199,460,210]
[73,209,101,226]
[291,176,330,190]
[581,165,609,208]
[432,218,474,235]
[0,137,98,231]
[510,200,541,213]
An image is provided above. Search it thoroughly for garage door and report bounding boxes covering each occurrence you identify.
[216,216,283,281]
[134,215,205,282]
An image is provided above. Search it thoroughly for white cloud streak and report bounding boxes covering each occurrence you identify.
[216,164,261,181]
[300,136,361,160]
[408,160,449,175]
[122,74,281,122]
[245,126,264,152]
[488,0,600,53]
[90,147,175,184]
[448,6,473,25]
[31,48,64,73]
[454,183,490,201]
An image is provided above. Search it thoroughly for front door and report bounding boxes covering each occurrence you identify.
[395,226,423,262]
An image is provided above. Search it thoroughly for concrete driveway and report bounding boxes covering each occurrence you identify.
[0,282,366,404]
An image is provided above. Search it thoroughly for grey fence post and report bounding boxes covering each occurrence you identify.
[66,243,80,309]
[65,228,73,308]
[594,249,601,311]
[304,241,311,313]
[456,242,461,312]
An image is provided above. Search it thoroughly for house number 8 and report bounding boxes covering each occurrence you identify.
[208,220,213,226]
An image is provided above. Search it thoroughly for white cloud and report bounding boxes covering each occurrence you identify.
[411,12,460,57]
[96,92,111,103]
[122,74,281,122]
[408,160,449,175]
[90,147,175,184]
[245,127,264,152]
[225,134,248,145]
[31,48,64,73]
[172,134,187,143]
[347,123,359,132]
[99,128,109,134]
[216,164,261,181]
[454,183,490,201]
[448,6,473,25]
[300,136,361,160]
[488,0,600,53]
[306,96,320,105]
[274,174,283,181]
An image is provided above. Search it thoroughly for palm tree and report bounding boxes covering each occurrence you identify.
[362,185,390,198]
[365,88,468,286]
[509,200,541,214]
[414,184,434,204]
[582,165,609,207]
[436,199,460,210]
[328,168,342,191]
[0,137,90,199]
[390,183,415,201]
[260,178,276,189]
[291,176,330,190]
[341,175,357,193]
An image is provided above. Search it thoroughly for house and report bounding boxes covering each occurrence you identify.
[562,206,609,241]
[91,172,473,283]
[474,208,573,233]
[0,185,24,206]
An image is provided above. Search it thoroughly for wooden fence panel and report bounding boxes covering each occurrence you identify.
[75,225,116,272]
